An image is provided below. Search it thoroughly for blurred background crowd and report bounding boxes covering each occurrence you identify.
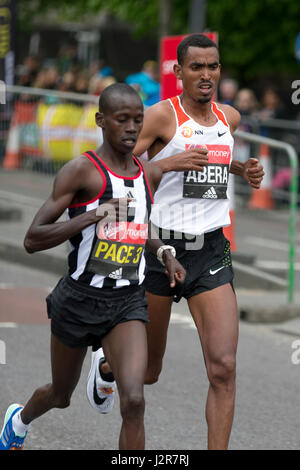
[16,50,296,119]
[16,51,160,108]
[1,0,300,204]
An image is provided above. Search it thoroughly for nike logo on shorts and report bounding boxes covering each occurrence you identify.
[209,266,225,275]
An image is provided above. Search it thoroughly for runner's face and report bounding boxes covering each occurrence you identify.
[176,46,220,103]
[98,95,144,153]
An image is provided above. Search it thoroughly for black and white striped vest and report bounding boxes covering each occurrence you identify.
[67,150,153,288]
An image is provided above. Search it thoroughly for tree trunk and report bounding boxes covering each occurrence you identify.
[189,0,206,33]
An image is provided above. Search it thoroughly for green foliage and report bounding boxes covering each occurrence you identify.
[205,0,300,79]
[19,0,300,79]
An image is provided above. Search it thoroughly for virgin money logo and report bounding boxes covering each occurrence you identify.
[99,222,148,243]
[101,222,127,241]
[185,144,231,164]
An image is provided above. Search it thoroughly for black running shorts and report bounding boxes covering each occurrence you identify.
[46,276,148,349]
[144,228,234,303]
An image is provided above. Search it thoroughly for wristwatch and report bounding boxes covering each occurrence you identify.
[156,245,176,266]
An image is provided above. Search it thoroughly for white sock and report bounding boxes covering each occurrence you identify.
[12,410,30,437]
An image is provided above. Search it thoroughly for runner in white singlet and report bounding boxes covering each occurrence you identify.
[89,34,264,450]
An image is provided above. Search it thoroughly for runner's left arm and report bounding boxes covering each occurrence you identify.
[221,104,265,189]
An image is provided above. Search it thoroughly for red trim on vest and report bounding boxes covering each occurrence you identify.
[211,102,229,127]
[90,150,142,180]
[170,96,190,127]
[68,152,107,208]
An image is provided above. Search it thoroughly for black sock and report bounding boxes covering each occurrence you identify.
[99,357,115,382]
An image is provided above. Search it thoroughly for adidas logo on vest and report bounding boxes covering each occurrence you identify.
[202,187,218,199]
[109,268,123,280]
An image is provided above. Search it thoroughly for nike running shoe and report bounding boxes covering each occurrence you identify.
[0,404,27,450]
[86,348,116,414]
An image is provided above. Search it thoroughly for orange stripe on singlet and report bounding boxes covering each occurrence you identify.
[211,102,229,127]
[169,96,190,127]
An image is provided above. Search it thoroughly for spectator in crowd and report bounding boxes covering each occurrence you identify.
[88,75,116,96]
[89,59,114,80]
[258,87,286,120]
[125,60,160,107]
[17,56,40,87]
[88,75,104,96]
[32,69,48,89]
[234,88,259,117]
[43,66,60,104]
[219,78,239,106]
[43,66,59,90]
[57,71,76,93]
[74,72,89,95]
[233,88,259,163]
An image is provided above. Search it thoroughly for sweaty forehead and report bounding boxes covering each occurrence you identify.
[184,46,219,64]
[106,93,143,114]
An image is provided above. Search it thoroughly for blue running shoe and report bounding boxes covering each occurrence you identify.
[0,404,27,450]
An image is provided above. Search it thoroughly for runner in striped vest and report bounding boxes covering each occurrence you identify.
[0,83,185,451]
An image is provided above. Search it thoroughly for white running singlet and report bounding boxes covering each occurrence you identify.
[150,96,234,235]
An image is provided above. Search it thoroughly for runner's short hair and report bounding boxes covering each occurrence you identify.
[177,34,219,66]
[99,83,142,113]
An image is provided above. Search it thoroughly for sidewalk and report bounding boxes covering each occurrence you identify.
[1,169,300,324]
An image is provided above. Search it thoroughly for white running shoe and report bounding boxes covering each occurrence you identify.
[86,348,116,414]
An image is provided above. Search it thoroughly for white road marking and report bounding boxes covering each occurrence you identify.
[255,261,300,270]
[0,323,17,328]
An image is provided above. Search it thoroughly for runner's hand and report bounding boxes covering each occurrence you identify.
[243,158,264,189]
[163,252,186,288]
[96,198,133,223]
[166,146,209,172]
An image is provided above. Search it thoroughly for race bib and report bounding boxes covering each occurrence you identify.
[183,144,231,199]
[87,221,148,280]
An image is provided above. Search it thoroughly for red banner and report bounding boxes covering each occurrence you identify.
[160,32,218,101]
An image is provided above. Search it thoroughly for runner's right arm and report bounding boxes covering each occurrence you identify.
[24,157,128,253]
[134,100,209,172]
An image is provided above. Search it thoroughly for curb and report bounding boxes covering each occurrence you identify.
[0,242,66,276]
[240,305,300,323]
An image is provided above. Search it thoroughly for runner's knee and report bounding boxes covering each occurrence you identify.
[144,362,163,384]
[207,355,236,388]
[120,392,145,421]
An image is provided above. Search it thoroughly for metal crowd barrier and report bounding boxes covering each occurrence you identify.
[234,129,299,304]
